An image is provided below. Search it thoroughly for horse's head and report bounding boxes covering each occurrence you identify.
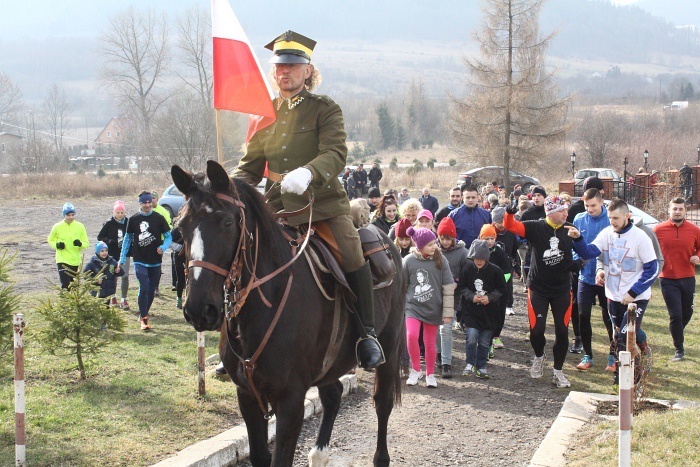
[172,160,246,331]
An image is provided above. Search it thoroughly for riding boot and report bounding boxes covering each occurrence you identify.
[345,261,386,370]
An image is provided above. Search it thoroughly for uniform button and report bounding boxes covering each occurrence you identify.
[326,172,330,176]
[301,126,306,130]
[285,112,288,115]
[281,121,286,124]
[327,185,331,189]
[283,158,288,162]
[282,146,287,150]
[284,170,289,174]
[282,133,287,137]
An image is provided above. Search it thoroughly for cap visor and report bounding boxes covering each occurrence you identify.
[270,53,310,64]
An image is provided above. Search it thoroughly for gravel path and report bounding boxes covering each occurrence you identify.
[238,290,569,466]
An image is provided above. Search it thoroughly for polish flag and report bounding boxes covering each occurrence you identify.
[211,0,275,142]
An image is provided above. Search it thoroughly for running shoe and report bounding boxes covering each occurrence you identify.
[425,374,438,388]
[121,299,130,311]
[462,364,475,377]
[492,337,505,349]
[176,297,182,309]
[406,369,424,386]
[530,355,546,378]
[441,364,453,379]
[506,307,515,315]
[672,350,685,362]
[475,368,490,379]
[576,355,593,371]
[488,345,494,359]
[605,354,617,372]
[110,296,118,307]
[140,316,151,331]
[569,339,583,354]
[551,370,571,388]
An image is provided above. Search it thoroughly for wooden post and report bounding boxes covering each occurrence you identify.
[197,332,206,396]
[618,303,637,467]
[14,314,26,467]
[215,109,224,165]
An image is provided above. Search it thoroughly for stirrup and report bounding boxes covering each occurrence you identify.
[355,334,386,370]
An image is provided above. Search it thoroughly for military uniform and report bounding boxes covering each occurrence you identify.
[231,30,384,370]
[234,88,364,272]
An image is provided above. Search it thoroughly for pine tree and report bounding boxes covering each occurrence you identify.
[0,248,20,356]
[34,268,126,379]
[376,103,395,150]
[451,0,569,190]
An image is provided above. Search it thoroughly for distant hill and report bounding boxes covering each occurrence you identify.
[2,0,700,105]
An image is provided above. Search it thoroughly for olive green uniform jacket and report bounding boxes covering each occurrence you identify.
[233,88,349,226]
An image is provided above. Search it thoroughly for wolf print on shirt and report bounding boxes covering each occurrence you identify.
[413,268,434,302]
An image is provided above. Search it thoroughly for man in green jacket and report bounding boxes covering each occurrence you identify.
[47,202,90,288]
[233,30,384,370]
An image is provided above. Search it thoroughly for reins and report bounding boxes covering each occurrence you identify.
[186,180,314,418]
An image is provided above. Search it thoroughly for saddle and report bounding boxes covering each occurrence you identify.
[282,223,397,302]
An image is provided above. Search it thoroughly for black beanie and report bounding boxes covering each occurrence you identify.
[531,185,547,197]
[583,176,604,191]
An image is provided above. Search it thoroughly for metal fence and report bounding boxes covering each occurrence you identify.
[567,175,700,225]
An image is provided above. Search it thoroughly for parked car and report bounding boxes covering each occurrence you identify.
[574,168,623,184]
[158,178,267,218]
[457,166,540,193]
[571,198,659,228]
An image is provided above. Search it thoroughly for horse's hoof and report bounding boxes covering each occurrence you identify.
[309,446,329,466]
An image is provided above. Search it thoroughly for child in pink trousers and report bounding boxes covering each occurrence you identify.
[402,226,456,388]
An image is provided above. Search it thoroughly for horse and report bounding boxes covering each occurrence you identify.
[171,161,406,466]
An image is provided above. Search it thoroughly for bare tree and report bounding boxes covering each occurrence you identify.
[42,84,72,157]
[99,7,171,135]
[9,111,54,173]
[573,110,631,167]
[151,89,215,172]
[175,6,213,106]
[450,0,569,190]
[0,72,22,132]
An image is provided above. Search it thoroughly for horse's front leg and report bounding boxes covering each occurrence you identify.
[308,379,344,466]
[237,389,272,467]
[373,353,400,467]
[270,384,306,467]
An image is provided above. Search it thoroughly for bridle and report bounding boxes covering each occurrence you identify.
[184,180,314,418]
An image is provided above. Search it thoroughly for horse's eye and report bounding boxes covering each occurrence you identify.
[224,219,234,228]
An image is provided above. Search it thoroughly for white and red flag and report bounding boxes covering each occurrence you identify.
[211,0,275,142]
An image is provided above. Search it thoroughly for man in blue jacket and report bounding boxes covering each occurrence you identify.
[572,188,612,371]
[418,187,440,216]
[449,185,492,249]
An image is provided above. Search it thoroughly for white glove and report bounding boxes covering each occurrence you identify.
[280,167,313,195]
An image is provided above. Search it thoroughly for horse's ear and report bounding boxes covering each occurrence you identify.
[207,160,231,193]
[172,165,195,197]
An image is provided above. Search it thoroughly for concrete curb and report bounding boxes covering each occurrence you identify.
[152,374,358,467]
[529,391,700,467]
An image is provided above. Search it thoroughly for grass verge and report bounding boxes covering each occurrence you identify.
[0,287,240,466]
[565,273,700,465]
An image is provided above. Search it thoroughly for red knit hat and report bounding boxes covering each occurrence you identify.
[479,224,497,239]
[437,217,457,238]
[395,218,412,238]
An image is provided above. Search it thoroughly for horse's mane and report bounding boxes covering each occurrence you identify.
[181,174,292,269]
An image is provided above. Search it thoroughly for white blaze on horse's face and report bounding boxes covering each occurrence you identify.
[190,226,205,280]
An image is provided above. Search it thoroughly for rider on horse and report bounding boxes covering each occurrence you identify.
[232,30,384,370]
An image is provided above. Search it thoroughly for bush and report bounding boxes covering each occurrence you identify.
[97,168,106,177]
[34,269,126,379]
[449,159,457,167]
[390,157,398,170]
[0,248,20,356]
[427,158,437,170]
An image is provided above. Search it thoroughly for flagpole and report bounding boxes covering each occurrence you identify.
[216,109,224,165]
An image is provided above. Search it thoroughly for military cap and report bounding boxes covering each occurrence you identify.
[265,30,316,64]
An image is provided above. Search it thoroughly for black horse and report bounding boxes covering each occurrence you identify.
[172,161,406,466]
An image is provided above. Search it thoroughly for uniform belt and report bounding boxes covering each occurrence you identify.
[267,170,284,182]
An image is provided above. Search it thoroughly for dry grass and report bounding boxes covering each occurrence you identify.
[1,172,173,200]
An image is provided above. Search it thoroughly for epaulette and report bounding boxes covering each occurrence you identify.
[307,93,334,106]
